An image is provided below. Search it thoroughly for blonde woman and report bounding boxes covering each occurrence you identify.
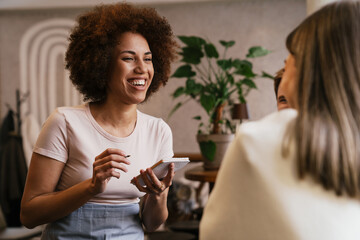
[200,2,360,239]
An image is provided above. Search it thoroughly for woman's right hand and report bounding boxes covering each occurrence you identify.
[91,148,130,194]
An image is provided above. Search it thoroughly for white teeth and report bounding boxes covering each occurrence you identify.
[129,79,145,86]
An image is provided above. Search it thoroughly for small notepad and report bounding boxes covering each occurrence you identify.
[134,157,190,186]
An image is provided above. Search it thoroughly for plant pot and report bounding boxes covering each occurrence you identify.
[196,134,235,170]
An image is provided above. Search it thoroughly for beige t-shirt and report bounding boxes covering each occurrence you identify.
[34,104,173,204]
[200,109,360,240]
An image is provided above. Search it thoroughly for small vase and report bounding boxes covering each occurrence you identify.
[232,103,249,121]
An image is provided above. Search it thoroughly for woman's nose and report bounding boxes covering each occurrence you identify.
[134,60,146,73]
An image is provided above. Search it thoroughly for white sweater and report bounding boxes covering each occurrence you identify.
[200,109,360,240]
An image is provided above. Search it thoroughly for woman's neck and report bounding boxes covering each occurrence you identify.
[89,100,138,138]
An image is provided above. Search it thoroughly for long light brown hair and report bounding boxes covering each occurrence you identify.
[286,1,360,196]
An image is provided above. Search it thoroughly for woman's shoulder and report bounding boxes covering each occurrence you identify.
[49,104,87,120]
[234,109,297,156]
[238,109,297,137]
[55,104,87,115]
[42,104,87,127]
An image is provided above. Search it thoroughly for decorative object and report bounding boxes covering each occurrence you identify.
[170,35,273,169]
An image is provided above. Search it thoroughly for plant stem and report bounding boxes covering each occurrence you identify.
[194,65,212,84]
[206,55,220,83]
[212,102,226,134]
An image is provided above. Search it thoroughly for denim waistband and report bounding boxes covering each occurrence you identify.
[70,202,140,218]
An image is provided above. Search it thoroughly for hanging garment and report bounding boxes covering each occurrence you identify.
[0,110,28,227]
[0,110,14,146]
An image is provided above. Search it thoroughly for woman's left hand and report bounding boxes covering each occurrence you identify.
[131,163,174,195]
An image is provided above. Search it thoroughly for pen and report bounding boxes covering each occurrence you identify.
[125,155,131,158]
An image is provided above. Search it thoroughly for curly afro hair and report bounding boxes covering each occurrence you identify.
[65,3,178,102]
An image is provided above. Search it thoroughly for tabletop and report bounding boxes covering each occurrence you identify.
[184,166,218,183]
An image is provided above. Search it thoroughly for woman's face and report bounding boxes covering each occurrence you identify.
[277,83,290,111]
[280,54,298,109]
[108,32,154,105]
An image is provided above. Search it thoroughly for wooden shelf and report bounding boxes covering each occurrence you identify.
[174,153,203,162]
[184,166,217,183]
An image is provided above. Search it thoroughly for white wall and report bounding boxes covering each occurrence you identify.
[0,0,306,153]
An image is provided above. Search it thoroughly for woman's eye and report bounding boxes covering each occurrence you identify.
[278,96,288,103]
[144,58,152,62]
[122,57,134,61]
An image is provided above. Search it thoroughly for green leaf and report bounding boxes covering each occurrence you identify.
[219,40,235,48]
[232,59,252,69]
[181,56,201,65]
[239,96,246,103]
[192,84,203,95]
[178,36,206,48]
[204,43,219,58]
[217,59,232,71]
[168,102,183,119]
[185,78,196,92]
[172,87,185,98]
[180,47,204,64]
[172,65,196,78]
[200,94,216,114]
[225,119,235,133]
[242,78,257,89]
[234,62,256,78]
[246,46,271,58]
[184,79,202,96]
[226,73,234,85]
[261,71,274,80]
[193,116,201,120]
[199,140,216,162]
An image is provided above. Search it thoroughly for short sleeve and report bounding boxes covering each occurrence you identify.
[33,109,68,163]
[158,120,174,161]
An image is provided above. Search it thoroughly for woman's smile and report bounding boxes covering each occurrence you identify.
[128,78,146,87]
[108,32,154,105]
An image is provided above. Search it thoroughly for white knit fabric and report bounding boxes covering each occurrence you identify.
[200,109,360,240]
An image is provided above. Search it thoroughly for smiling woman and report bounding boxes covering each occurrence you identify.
[19,3,178,240]
[108,32,154,106]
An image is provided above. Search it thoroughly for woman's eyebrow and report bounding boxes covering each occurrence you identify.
[119,50,152,55]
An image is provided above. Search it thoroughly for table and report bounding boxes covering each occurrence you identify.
[184,166,218,192]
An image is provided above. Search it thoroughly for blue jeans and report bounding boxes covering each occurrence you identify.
[41,203,144,240]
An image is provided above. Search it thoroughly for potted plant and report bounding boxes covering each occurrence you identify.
[169,35,273,170]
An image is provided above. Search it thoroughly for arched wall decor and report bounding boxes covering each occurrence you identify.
[19,18,82,125]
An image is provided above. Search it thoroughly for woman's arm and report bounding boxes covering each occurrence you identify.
[20,153,93,228]
[132,163,174,232]
[21,148,130,228]
[141,189,169,231]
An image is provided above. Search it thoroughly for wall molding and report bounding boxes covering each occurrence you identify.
[19,18,82,124]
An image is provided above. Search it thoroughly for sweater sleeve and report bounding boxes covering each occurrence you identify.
[199,132,251,240]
